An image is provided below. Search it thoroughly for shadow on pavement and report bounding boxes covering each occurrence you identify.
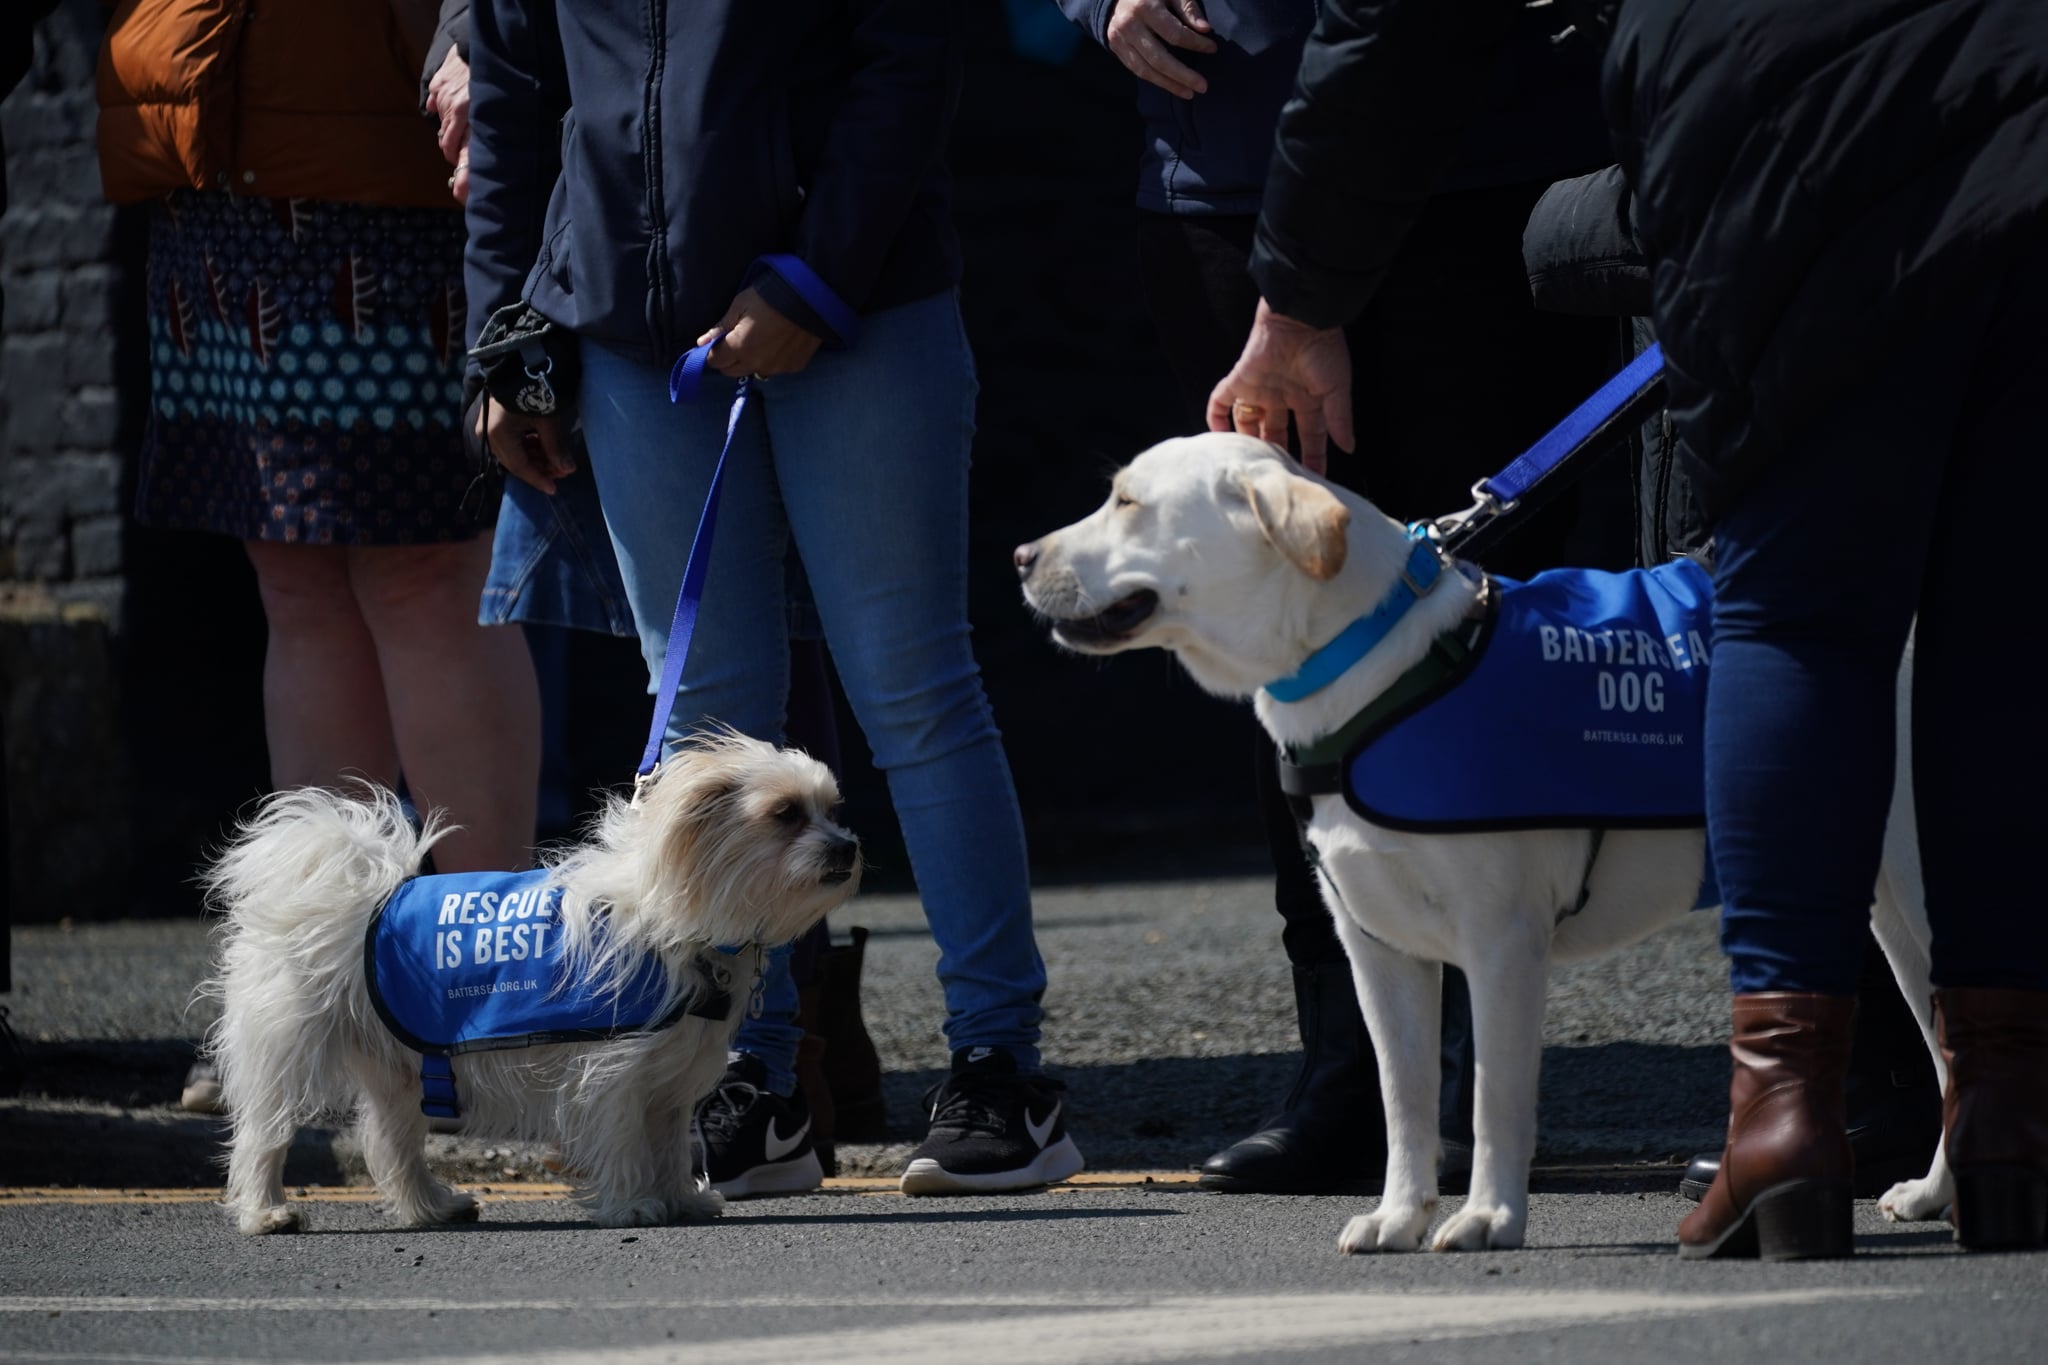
[305,1205,1185,1236]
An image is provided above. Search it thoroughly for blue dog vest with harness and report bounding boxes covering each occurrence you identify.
[1275,541,1719,912]
[1269,341,1720,913]
[365,869,736,1118]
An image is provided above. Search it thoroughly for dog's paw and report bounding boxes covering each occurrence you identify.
[667,1188,725,1225]
[1879,1174,1953,1224]
[1430,1201,1525,1252]
[587,1196,671,1228]
[396,1187,479,1227]
[1337,1203,1434,1254]
[237,1205,302,1236]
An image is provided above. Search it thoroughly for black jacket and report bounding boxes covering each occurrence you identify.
[1249,0,1610,328]
[1522,166,1705,565]
[466,0,962,363]
[1255,0,2048,516]
[1060,0,1604,218]
[1607,0,2048,513]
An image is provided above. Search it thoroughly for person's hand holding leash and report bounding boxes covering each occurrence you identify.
[1207,298,1355,474]
[480,398,575,495]
[1106,0,1216,100]
[697,287,823,380]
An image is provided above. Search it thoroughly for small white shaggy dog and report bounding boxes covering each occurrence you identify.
[1018,433,1947,1252]
[202,730,860,1234]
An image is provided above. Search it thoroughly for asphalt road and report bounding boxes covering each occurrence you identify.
[2,1183,2041,1365]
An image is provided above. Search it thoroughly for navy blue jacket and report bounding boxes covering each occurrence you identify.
[466,0,963,363]
[1058,0,1605,217]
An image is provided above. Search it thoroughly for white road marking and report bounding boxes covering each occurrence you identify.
[2,1288,1911,1365]
[0,1294,1137,1315]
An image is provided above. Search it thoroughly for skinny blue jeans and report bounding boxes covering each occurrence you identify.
[1707,252,2048,996]
[579,291,1045,1094]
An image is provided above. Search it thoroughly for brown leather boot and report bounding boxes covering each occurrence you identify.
[1679,992,1857,1261]
[1937,987,2048,1251]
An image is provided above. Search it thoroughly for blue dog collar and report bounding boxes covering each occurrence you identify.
[1263,527,1445,704]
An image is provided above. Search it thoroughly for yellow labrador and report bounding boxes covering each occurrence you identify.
[1017,432,1945,1252]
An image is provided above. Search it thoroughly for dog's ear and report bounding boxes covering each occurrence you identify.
[1236,462,1350,582]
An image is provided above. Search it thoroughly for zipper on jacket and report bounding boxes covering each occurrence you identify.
[642,0,673,356]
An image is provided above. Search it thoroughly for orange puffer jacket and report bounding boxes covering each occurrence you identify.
[96,0,451,208]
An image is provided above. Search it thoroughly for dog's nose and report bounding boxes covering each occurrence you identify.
[1013,541,1039,581]
[822,835,861,885]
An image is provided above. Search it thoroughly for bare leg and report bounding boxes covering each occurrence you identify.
[347,538,540,872]
[1330,915,1442,1254]
[244,542,400,790]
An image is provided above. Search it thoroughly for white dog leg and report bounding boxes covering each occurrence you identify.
[1331,924,1441,1254]
[1872,875,1953,1222]
[1431,923,1548,1252]
[219,1044,306,1236]
[563,1089,669,1228]
[651,1104,723,1225]
[356,1058,478,1227]
[225,1126,300,1236]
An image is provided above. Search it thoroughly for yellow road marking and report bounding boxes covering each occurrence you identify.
[0,1171,1201,1207]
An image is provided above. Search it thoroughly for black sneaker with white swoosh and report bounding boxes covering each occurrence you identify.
[695,1054,824,1198]
[899,1047,1085,1195]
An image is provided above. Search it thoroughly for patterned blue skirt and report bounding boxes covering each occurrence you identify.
[135,191,483,545]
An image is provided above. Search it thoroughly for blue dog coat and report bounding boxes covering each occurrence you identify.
[1345,560,1713,831]
[366,869,730,1117]
[1280,559,1719,908]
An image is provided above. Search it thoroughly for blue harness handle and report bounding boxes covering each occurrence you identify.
[636,259,854,781]
[420,1053,459,1119]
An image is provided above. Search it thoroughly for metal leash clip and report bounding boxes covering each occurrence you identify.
[1429,479,1517,551]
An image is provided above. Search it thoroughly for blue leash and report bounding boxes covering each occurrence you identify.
[635,255,856,783]
[1434,342,1667,560]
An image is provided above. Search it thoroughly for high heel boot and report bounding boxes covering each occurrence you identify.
[1937,987,2048,1251]
[1679,992,1857,1261]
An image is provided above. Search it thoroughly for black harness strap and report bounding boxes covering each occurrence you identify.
[1276,614,1486,823]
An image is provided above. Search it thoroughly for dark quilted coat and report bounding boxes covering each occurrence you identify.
[1604,0,2048,515]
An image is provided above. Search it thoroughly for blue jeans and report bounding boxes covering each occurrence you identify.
[1707,250,2048,996]
[579,291,1045,1094]
[481,470,638,638]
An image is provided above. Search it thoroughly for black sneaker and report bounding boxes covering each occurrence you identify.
[696,1054,824,1198]
[899,1047,1085,1195]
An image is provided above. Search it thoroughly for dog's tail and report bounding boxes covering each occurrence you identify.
[199,784,451,1142]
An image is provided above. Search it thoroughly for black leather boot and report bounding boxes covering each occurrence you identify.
[817,926,886,1139]
[1680,931,1940,1201]
[1200,961,1389,1192]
